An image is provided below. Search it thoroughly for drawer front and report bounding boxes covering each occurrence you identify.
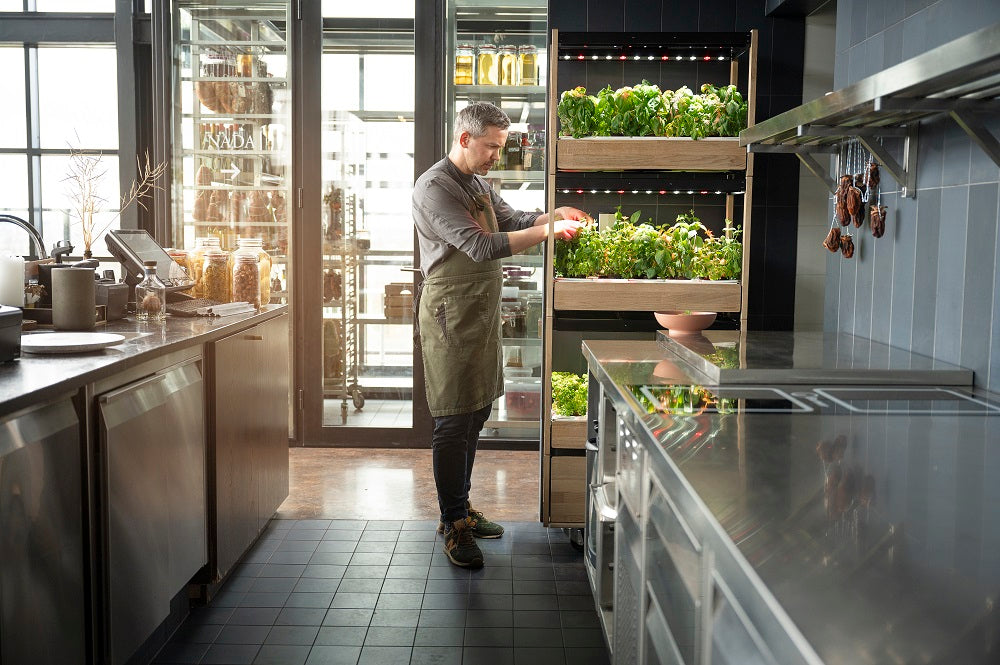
[617,416,644,516]
[551,417,587,449]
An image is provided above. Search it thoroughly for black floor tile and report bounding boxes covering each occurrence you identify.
[471,565,512,580]
[284,529,326,541]
[239,591,290,607]
[357,645,411,665]
[386,564,430,579]
[293,519,333,530]
[153,641,209,664]
[323,608,374,627]
[316,540,358,552]
[336,578,384,594]
[200,643,260,664]
[285,592,336,608]
[323,529,364,542]
[467,594,513,611]
[560,611,600,629]
[512,611,560,629]
[562,629,605,648]
[187,606,235,625]
[332,592,379,609]
[393,541,435,554]
[464,646,513,665]
[264,624,320,645]
[314,626,368,646]
[379,578,425,594]
[228,607,282,626]
[424,579,470,594]
[276,607,328,625]
[513,627,562,648]
[210,590,245,607]
[554,581,590,595]
[304,564,349,579]
[514,646,567,665]
[294,578,342,593]
[414,626,465,646]
[513,580,555,595]
[329,519,368,530]
[215,623,271,644]
[365,520,404,530]
[253,643,311,665]
[420,594,468,610]
[170,622,223,644]
[350,552,393,566]
[470,579,512,595]
[260,563,307,578]
[465,610,513,627]
[304,644,362,665]
[512,595,558,611]
[401,520,439,531]
[354,541,397,553]
[310,552,354,565]
[363,625,416,646]
[370,608,421,627]
[512,567,554,581]
[277,540,321,553]
[250,576,298,593]
[556,595,594,611]
[464,625,513,647]
[563,646,611,665]
[417,609,467,628]
[410,645,462,665]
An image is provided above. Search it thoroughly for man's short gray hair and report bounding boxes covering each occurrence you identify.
[454,101,510,139]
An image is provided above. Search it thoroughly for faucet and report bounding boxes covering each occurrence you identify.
[0,214,47,259]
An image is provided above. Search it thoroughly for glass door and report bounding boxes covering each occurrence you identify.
[319,2,416,432]
[169,1,293,303]
[446,0,547,439]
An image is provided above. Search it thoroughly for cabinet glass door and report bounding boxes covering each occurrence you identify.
[446,0,547,439]
[170,1,292,294]
[320,2,416,429]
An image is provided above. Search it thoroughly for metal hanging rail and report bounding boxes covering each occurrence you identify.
[740,21,1000,198]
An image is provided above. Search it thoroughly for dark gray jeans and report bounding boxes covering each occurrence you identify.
[432,403,492,525]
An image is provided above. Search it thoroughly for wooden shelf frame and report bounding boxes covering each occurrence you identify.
[539,27,758,527]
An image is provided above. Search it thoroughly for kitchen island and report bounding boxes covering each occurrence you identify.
[583,338,1000,665]
[0,306,289,665]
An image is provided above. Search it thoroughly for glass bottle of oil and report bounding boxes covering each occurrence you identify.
[454,44,474,85]
[499,45,519,86]
[476,44,498,85]
[518,45,538,85]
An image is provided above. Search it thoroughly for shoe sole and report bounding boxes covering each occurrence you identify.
[437,523,504,539]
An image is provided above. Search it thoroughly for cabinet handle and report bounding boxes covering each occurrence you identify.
[244,335,264,341]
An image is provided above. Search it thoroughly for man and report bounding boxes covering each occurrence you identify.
[412,101,588,568]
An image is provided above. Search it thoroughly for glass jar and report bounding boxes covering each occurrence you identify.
[524,291,543,338]
[504,131,522,171]
[232,236,272,306]
[454,44,474,85]
[231,253,261,309]
[477,44,498,85]
[187,236,221,298]
[518,45,538,85]
[501,298,526,338]
[201,249,231,303]
[499,45,519,86]
[135,260,166,322]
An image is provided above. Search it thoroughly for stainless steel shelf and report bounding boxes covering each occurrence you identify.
[740,21,1000,197]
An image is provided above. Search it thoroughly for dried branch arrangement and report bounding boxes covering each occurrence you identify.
[66,147,166,256]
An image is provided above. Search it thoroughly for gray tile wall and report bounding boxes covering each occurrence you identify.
[825,0,1000,391]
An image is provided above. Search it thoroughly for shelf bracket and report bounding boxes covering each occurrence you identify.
[796,153,836,194]
[798,124,908,138]
[858,125,918,198]
[950,109,1000,169]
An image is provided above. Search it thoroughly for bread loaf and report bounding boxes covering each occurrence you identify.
[247,190,272,223]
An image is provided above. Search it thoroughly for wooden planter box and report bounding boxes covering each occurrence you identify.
[550,417,587,450]
[557,136,746,171]
[552,278,742,312]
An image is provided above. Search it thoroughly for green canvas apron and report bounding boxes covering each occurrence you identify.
[417,191,504,417]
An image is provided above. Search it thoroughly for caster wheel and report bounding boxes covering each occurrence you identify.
[352,388,365,410]
[341,401,348,424]
[566,527,584,551]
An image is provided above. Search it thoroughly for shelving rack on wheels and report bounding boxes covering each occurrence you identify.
[327,192,365,424]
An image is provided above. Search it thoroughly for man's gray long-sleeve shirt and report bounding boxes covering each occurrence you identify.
[413,157,539,277]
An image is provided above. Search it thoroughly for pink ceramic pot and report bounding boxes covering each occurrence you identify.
[653,310,717,336]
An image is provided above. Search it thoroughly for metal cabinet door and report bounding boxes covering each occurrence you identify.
[0,397,85,665]
[98,359,206,665]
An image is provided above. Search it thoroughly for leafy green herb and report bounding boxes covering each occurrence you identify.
[557,87,599,138]
[551,372,588,417]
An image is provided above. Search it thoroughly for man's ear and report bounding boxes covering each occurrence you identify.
[459,131,470,148]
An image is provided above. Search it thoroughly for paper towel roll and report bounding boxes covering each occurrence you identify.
[0,255,25,307]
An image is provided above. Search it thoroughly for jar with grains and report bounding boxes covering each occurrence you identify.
[187,236,222,298]
[231,253,261,308]
[233,236,271,305]
[202,249,231,303]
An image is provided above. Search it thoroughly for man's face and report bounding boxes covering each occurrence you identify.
[460,126,507,176]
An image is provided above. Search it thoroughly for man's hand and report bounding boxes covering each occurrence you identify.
[553,218,583,241]
[553,206,592,223]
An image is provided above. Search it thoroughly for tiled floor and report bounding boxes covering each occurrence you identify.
[156,519,609,665]
[323,399,413,428]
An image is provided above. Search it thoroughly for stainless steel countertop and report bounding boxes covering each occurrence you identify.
[0,306,287,418]
[656,330,974,385]
[583,339,1000,665]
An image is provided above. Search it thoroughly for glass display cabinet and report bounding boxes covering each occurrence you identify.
[168,1,292,299]
[446,0,547,438]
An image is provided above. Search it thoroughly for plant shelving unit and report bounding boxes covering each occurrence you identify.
[539,28,758,527]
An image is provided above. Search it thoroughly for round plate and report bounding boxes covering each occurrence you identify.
[21,332,126,354]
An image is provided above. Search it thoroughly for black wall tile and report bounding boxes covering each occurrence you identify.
[624,0,662,31]
[661,1,699,31]
[696,0,737,31]
[586,0,625,31]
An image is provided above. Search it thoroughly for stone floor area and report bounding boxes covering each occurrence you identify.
[154,519,609,665]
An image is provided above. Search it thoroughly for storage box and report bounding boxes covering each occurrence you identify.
[384,283,413,320]
[504,379,541,419]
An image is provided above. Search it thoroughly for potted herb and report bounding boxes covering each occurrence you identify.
[551,372,588,417]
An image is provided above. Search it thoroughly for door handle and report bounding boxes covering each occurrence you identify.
[244,334,263,341]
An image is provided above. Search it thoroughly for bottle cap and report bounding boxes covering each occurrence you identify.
[143,260,157,267]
